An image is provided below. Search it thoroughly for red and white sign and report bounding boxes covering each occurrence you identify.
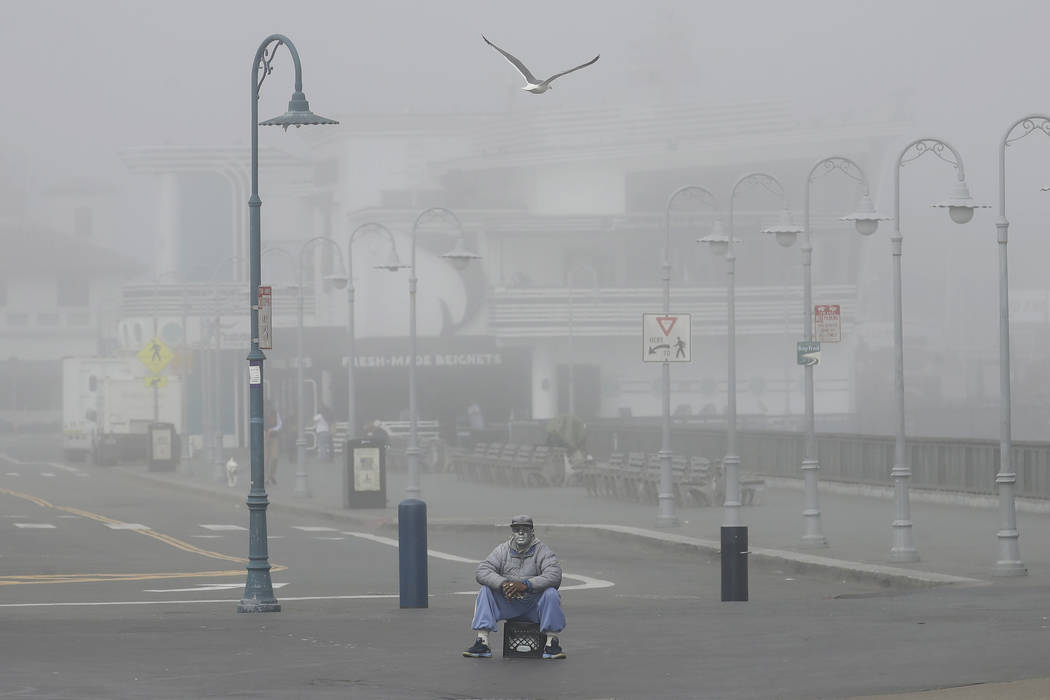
[814,304,841,343]
[642,313,692,363]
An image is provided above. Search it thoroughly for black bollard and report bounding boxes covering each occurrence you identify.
[398,498,428,608]
[720,525,748,602]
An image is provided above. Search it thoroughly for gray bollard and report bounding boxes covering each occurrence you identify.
[398,498,428,608]
[720,525,748,602]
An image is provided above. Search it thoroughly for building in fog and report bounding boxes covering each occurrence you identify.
[116,98,929,450]
[0,177,139,427]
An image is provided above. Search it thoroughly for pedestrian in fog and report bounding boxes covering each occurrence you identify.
[463,515,566,660]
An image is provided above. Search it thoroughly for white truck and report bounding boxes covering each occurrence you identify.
[62,356,182,464]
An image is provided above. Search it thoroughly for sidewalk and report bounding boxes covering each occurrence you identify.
[119,454,1050,589]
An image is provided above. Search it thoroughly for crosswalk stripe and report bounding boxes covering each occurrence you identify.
[200,524,247,531]
[105,523,150,530]
[291,526,340,532]
[14,523,56,529]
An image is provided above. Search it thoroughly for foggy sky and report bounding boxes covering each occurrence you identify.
[4,0,1048,188]
[4,0,1050,283]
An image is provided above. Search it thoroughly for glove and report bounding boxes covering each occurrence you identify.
[501,580,527,599]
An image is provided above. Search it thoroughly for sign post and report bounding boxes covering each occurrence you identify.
[814,304,841,343]
[642,313,692,363]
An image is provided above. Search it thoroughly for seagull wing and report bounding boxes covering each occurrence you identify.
[543,54,600,85]
[483,35,539,84]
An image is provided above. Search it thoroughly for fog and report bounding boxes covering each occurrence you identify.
[3,0,1050,447]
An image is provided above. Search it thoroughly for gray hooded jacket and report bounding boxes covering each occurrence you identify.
[475,536,563,594]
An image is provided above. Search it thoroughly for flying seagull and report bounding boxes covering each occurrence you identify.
[483,36,599,94]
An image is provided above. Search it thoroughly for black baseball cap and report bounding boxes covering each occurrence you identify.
[509,515,534,529]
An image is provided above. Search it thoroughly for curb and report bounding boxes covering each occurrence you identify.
[765,475,1050,515]
[118,466,985,589]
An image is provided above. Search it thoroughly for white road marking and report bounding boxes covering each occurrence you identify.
[291,526,340,532]
[14,523,56,529]
[143,582,289,593]
[5,473,19,477]
[267,535,285,539]
[105,523,150,530]
[200,524,247,531]
[57,515,80,519]
[0,594,400,608]
[339,531,615,592]
[314,537,345,541]
[0,454,85,476]
[40,473,56,478]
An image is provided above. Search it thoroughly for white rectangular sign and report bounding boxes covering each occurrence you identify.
[814,304,841,343]
[257,286,273,350]
[642,313,691,363]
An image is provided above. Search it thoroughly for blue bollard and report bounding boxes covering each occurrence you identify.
[398,498,428,608]
[721,525,749,602]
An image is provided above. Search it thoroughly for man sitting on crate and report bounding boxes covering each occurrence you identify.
[463,515,566,660]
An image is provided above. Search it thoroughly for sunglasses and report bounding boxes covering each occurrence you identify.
[511,526,533,534]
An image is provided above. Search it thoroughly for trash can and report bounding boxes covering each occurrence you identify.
[344,438,387,509]
[148,422,178,472]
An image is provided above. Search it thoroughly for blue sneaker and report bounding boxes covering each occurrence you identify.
[462,637,492,658]
[542,637,566,660]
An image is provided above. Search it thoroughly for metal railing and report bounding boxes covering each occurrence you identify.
[510,418,1050,499]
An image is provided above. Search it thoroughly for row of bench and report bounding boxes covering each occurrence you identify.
[451,442,567,487]
[574,452,719,507]
[574,452,766,507]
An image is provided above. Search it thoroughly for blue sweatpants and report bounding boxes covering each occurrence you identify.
[470,586,566,634]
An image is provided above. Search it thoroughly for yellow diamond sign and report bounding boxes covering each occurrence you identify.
[138,337,174,374]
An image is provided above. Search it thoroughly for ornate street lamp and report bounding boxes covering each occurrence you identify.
[346,221,407,443]
[405,207,481,498]
[239,34,337,614]
[887,138,987,563]
[699,172,793,528]
[989,115,1050,576]
[662,184,719,527]
[777,155,887,548]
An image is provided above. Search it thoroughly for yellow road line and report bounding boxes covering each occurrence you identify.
[0,487,286,585]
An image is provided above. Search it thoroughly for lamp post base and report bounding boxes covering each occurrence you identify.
[237,597,282,613]
[889,547,919,563]
[800,534,828,548]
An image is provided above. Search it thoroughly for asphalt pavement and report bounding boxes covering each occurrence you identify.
[6,438,1050,699]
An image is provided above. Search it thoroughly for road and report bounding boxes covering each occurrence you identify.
[1,438,1049,699]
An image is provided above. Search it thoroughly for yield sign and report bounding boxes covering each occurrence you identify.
[655,316,678,336]
[642,313,691,363]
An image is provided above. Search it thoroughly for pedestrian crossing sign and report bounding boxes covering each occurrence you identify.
[138,337,174,374]
[642,313,691,363]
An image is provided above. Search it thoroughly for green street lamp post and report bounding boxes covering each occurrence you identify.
[238,33,337,614]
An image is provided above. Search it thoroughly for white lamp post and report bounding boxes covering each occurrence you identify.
[346,221,407,443]
[699,173,794,527]
[777,156,888,548]
[405,208,481,499]
[888,138,987,562]
[662,185,719,527]
[990,115,1050,576]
